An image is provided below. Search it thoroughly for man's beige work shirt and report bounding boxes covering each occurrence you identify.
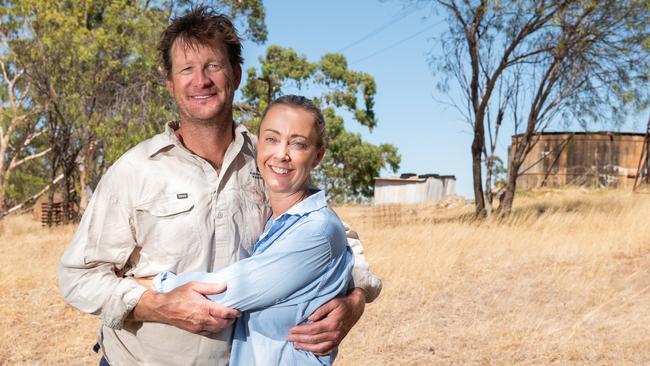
[59,122,382,366]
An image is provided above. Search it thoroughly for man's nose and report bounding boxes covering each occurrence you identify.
[194,68,213,88]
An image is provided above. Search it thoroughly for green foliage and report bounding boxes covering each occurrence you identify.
[0,0,266,211]
[2,0,173,189]
[236,45,399,202]
[221,0,267,43]
[173,0,267,43]
[6,159,48,206]
[314,108,400,203]
[489,156,507,190]
[0,0,395,206]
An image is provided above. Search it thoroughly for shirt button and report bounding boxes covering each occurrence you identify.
[216,211,224,219]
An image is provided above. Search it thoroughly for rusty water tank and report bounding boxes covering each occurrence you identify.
[509,131,645,189]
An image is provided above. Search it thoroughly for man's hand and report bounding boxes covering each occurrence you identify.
[287,288,366,355]
[131,281,240,335]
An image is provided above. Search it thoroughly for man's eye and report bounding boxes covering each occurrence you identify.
[207,64,223,71]
[180,67,192,74]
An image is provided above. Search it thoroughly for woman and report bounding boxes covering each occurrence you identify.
[151,95,353,365]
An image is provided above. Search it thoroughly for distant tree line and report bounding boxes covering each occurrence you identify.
[0,0,400,219]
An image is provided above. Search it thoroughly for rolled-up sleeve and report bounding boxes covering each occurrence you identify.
[342,221,382,303]
[58,164,145,329]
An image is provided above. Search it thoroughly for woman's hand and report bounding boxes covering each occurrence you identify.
[287,288,366,355]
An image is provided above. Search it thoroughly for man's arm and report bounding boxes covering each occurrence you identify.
[58,165,237,333]
[59,167,148,329]
[288,287,366,354]
[344,222,382,302]
[131,283,239,335]
[288,221,381,354]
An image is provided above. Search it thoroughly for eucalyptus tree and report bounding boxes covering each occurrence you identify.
[237,46,400,202]
[430,0,649,217]
[0,0,266,219]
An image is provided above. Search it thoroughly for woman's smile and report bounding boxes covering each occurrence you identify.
[257,104,324,201]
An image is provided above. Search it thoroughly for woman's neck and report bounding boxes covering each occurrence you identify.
[269,189,310,218]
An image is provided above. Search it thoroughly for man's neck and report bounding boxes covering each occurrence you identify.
[175,117,235,169]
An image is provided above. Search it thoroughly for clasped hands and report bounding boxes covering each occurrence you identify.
[132,278,366,354]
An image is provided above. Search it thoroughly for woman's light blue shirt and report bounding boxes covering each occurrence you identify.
[153,191,354,365]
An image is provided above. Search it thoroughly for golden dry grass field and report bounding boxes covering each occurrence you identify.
[1,188,649,365]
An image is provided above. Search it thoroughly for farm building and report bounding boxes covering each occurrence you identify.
[373,173,456,205]
[510,131,646,190]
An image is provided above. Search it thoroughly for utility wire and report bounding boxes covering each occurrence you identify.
[336,9,417,53]
[350,22,440,65]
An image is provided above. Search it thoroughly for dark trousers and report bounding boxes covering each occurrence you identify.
[93,343,110,366]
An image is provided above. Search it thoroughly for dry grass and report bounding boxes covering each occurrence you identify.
[0,216,96,365]
[336,188,650,365]
[1,188,649,365]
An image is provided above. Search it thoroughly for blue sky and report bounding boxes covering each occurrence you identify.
[236,1,647,198]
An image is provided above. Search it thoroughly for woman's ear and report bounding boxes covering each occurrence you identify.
[313,145,326,168]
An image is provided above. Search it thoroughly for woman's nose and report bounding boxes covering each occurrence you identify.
[273,144,290,161]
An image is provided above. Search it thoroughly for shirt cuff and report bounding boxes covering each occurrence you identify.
[351,267,382,303]
[101,279,147,329]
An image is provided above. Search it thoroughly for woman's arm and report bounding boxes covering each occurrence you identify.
[154,219,350,312]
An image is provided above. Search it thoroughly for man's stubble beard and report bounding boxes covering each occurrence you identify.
[181,103,233,127]
[179,91,236,129]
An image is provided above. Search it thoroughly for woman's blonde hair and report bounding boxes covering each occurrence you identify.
[260,95,326,147]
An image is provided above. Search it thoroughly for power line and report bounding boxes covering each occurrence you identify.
[336,9,417,53]
[350,22,440,65]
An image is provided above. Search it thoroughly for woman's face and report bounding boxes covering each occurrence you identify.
[257,104,324,196]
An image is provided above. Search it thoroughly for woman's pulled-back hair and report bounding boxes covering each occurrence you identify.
[260,95,326,148]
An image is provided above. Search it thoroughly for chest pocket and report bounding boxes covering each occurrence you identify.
[134,195,200,258]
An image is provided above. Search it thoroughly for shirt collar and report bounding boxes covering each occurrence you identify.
[147,121,252,159]
[283,190,328,217]
[147,121,181,158]
[255,190,327,252]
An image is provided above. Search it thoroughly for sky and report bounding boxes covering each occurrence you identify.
[235,1,648,198]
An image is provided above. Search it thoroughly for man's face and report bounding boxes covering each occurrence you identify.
[166,40,241,125]
[257,105,325,196]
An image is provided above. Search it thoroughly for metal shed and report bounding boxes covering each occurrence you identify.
[510,131,645,189]
[373,174,456,205]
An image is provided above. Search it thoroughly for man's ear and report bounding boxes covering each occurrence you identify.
[233,64,242,90]
[165,77,174,95]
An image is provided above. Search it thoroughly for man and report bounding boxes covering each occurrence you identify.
[59,6,381,366]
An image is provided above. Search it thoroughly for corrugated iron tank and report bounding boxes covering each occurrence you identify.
[373,174,456,204]
[510,132,645,189]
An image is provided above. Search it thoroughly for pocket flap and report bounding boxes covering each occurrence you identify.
[137,197,194,217]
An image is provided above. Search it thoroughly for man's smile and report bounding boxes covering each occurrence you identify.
[190,93,216,100]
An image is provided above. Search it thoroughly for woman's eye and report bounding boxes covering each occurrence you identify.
[265,136,278,143]
[292,141,307,149]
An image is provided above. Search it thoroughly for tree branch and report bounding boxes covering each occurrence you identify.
[1,173,64,218]
[9,147,52,170]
